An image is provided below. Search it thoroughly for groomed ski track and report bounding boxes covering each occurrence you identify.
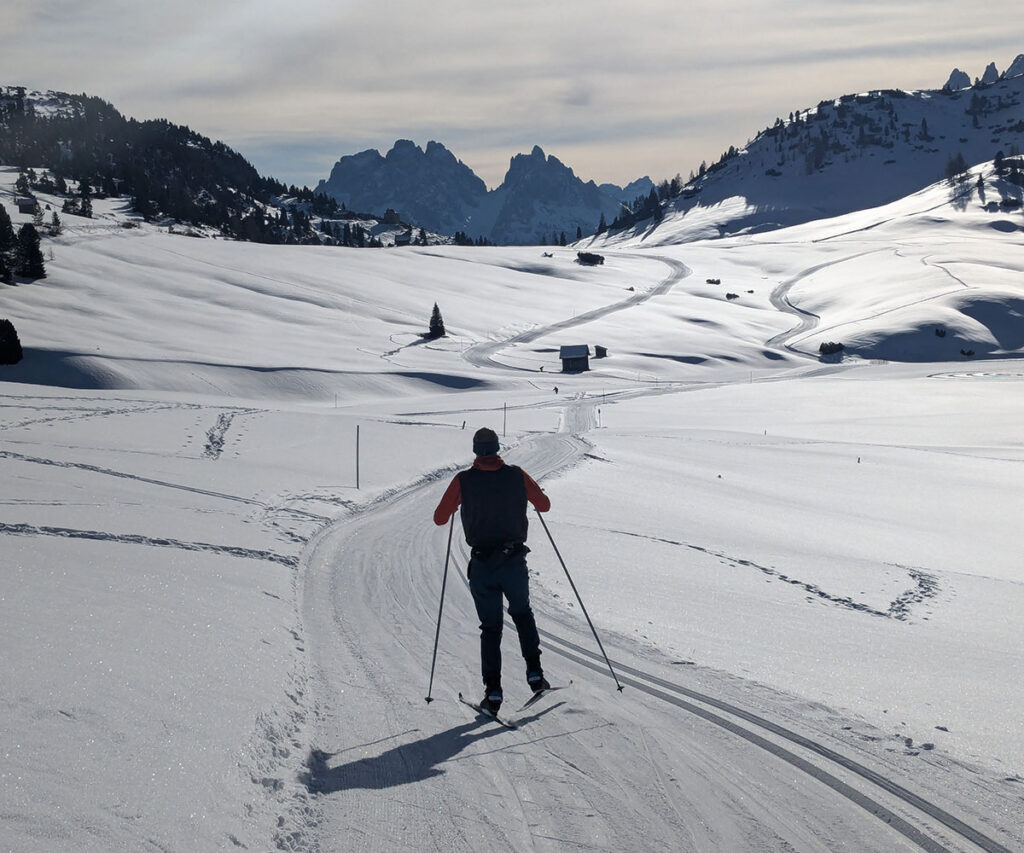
[290,256,1017,852]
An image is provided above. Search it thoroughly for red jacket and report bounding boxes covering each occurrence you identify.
[433,454,550,527]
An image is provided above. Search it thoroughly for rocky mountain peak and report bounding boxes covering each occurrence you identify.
[317,140,628,244]
[1004,54,1024,80]
[945,68,971,91]
[981,62,1001,85]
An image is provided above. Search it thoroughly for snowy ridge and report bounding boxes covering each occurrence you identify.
[595,57,1024,246]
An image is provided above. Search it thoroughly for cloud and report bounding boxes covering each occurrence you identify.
[3,0,1022,188]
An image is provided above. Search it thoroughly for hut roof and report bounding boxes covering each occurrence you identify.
[559,345,589,359]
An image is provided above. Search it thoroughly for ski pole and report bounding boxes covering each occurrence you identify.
[425,515,455,703]
[535,510,624,692]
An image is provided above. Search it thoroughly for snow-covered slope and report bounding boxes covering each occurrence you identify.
[596,56,1024,245]
[2,164,1023,852]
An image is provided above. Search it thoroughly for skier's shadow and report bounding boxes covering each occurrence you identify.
[303,717,511,793]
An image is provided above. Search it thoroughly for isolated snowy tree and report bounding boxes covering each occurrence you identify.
[0,318,23,364]
[428,303,446,339]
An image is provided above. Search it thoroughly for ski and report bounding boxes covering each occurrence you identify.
[458,693,518,729]
[517,680,573,712]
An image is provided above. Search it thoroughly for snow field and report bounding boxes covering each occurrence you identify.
[3,163,1024,850]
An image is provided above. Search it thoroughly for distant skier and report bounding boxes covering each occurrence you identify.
[433,427,551,715]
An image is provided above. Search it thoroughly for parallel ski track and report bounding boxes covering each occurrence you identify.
[536,623,1011,853]
[441,540,1011,853]
[443,252,1015,852]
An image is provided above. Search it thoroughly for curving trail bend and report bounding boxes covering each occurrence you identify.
[298,431,966,852]
[286,255,1017,852]
[464,255,689,371]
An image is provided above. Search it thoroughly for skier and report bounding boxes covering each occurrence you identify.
[433,427,551,715]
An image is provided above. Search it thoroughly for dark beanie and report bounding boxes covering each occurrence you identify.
[473,427,500,456]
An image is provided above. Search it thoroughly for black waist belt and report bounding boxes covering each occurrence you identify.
[471,542,527,561]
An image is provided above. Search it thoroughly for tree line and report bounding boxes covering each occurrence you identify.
[0,87,342,244]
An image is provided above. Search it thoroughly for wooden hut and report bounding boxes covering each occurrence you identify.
[559,345,590,373]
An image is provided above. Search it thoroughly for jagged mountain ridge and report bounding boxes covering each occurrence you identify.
[598,54,1024,245]
[315,140,487,238]
[316,141,632,245]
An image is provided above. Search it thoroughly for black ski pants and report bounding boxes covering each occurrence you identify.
[468,548,541,691]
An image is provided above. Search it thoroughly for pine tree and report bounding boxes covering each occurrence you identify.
[945,152,968,184]
[0,205,17,283]
[16,224,46,280]
[79,180,93,218]
[0,318,23,364]
[428,303,446,339]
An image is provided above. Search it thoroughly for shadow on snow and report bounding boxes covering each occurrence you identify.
[302,719,507,793]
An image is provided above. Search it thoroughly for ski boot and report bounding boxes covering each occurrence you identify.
[479,687,503,715]
[527,669,550,694]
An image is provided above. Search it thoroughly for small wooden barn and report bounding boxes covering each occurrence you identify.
[16,197,37,215]
[559,345,590,373]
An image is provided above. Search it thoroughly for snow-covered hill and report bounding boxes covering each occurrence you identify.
[596,54,1024,245]
[2,162,1023,851]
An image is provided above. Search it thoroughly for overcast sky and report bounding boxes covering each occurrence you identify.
[4,1,1022,190]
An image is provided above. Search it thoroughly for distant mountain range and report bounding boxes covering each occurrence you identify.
[4,52,1023,250]
[316,141,652,245]
[314,53,1024,247]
